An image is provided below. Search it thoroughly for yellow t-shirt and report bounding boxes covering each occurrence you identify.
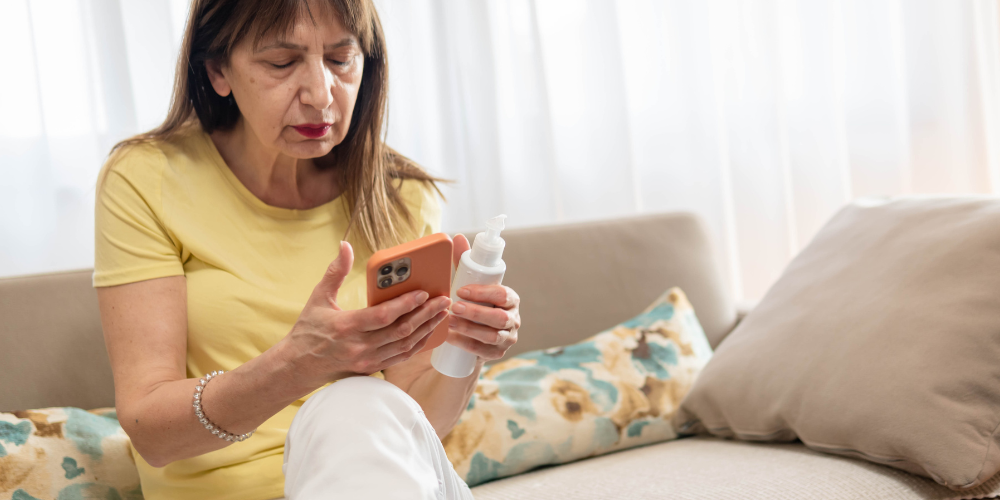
[93,123,440,500]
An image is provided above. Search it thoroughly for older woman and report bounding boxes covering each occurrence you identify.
[93,0,520,498]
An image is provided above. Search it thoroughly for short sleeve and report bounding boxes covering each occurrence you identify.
[93,145,184,287]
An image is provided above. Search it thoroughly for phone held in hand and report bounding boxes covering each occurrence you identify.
[366,233,454,353]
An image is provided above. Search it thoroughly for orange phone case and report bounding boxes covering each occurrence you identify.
[367,233,454,353]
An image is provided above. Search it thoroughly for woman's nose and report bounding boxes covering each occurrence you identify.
[299,58,335,110]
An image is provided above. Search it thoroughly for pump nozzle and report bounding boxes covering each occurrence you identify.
[470,214,508,267]
[484,214,507,241]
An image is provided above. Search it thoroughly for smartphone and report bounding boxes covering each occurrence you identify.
[367,233,454,353]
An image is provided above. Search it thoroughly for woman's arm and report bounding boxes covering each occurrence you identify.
[381,351,482,439]
[383,235,521,438]
[100,242,450,467]
[99,275,306,466]
[386,284,520,438]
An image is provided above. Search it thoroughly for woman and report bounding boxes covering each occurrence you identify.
[93,0,520,498]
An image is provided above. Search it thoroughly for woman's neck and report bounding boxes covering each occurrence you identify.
[210,119,341,210]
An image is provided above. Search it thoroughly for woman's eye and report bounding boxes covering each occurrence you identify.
[270,61,294,69]
[328,58,349,66]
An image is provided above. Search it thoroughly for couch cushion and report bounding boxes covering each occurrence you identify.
[470,437,1000,500]
[0,407,141,499]
[445,288,712,486]
[674,197,1000,489]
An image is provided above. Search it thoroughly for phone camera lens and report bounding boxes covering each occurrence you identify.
[379,277,393,288]
[380,265,393,276]
[396,266,409,276]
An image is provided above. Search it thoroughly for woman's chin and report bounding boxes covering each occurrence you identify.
[282,138,337,159]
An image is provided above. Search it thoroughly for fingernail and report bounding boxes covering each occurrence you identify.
[449,318,458,329]
[452,302,466,314]
[457,288,471,299]
[416,291,429,304]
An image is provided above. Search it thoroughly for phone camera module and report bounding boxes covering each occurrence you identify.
[379,277,393,288]
[396,266,409,276]
[379,265,393,276]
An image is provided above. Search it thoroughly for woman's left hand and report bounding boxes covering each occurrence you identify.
[447,234,520,362]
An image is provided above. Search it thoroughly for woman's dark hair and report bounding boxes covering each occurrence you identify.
[106,0,442,251]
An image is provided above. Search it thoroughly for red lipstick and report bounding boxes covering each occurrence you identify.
[292,123,331,139]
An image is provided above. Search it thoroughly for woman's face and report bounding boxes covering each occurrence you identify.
[206,2,364,159]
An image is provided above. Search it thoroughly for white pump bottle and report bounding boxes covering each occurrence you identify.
[432,214,508,378]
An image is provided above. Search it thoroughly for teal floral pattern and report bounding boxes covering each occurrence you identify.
[443,287,713,486]
[0,408,142,499]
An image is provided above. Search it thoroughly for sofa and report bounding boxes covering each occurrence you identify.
[2,212,998,499]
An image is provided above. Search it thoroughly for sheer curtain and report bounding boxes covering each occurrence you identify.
[3,0,999,301]
[0,0,190,278]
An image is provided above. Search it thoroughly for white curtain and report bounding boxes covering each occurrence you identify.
[3,0,1000,302]
[0,0,191,278]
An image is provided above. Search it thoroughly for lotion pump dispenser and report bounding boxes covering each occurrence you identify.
[432,215,508,378]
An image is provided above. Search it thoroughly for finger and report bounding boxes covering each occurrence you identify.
[357,290,430,331]
[456,284,519,309]
[377,309,448,359]
[451,301,516,330]
[448,316,510,346]
[373,296,451,346]
[444,331,506,361]
[308,241,354,309]
[452,233,470,269]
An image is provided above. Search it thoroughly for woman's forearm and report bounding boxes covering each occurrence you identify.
[404,281,521,438]
[401,354,483,439]
[123,340,320,467]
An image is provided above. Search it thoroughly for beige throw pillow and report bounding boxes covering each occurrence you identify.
[674,196,1000,490]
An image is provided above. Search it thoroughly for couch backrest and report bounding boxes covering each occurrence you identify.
[495,212,736,358]
[0,212,736,412]
[1,270,113,411]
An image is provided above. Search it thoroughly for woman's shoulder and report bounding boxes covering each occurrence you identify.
[98,123,210,195]
[395,177,443,235]
[397,177,439,207]
[98,139,170,201]
[387,150,441,211]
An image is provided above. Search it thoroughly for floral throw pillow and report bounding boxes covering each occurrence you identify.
[0,407,142,499]
[443,287,713,487]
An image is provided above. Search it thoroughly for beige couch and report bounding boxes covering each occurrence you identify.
[1,213,995,499]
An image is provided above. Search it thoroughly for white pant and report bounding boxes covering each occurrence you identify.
[282,376,475,500]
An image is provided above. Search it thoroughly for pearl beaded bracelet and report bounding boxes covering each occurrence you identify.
[193,370,255,442]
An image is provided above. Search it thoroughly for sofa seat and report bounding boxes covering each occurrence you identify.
[470,437,1000,500]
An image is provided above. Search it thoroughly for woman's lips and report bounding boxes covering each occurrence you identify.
[292,123,331,139]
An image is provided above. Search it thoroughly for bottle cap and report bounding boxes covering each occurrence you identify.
[470,214,507,267]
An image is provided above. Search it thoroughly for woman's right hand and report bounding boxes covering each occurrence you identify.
[281,241,451,389]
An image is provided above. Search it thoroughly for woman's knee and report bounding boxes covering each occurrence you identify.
[283,377,461,500]
[293,376,422,433]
